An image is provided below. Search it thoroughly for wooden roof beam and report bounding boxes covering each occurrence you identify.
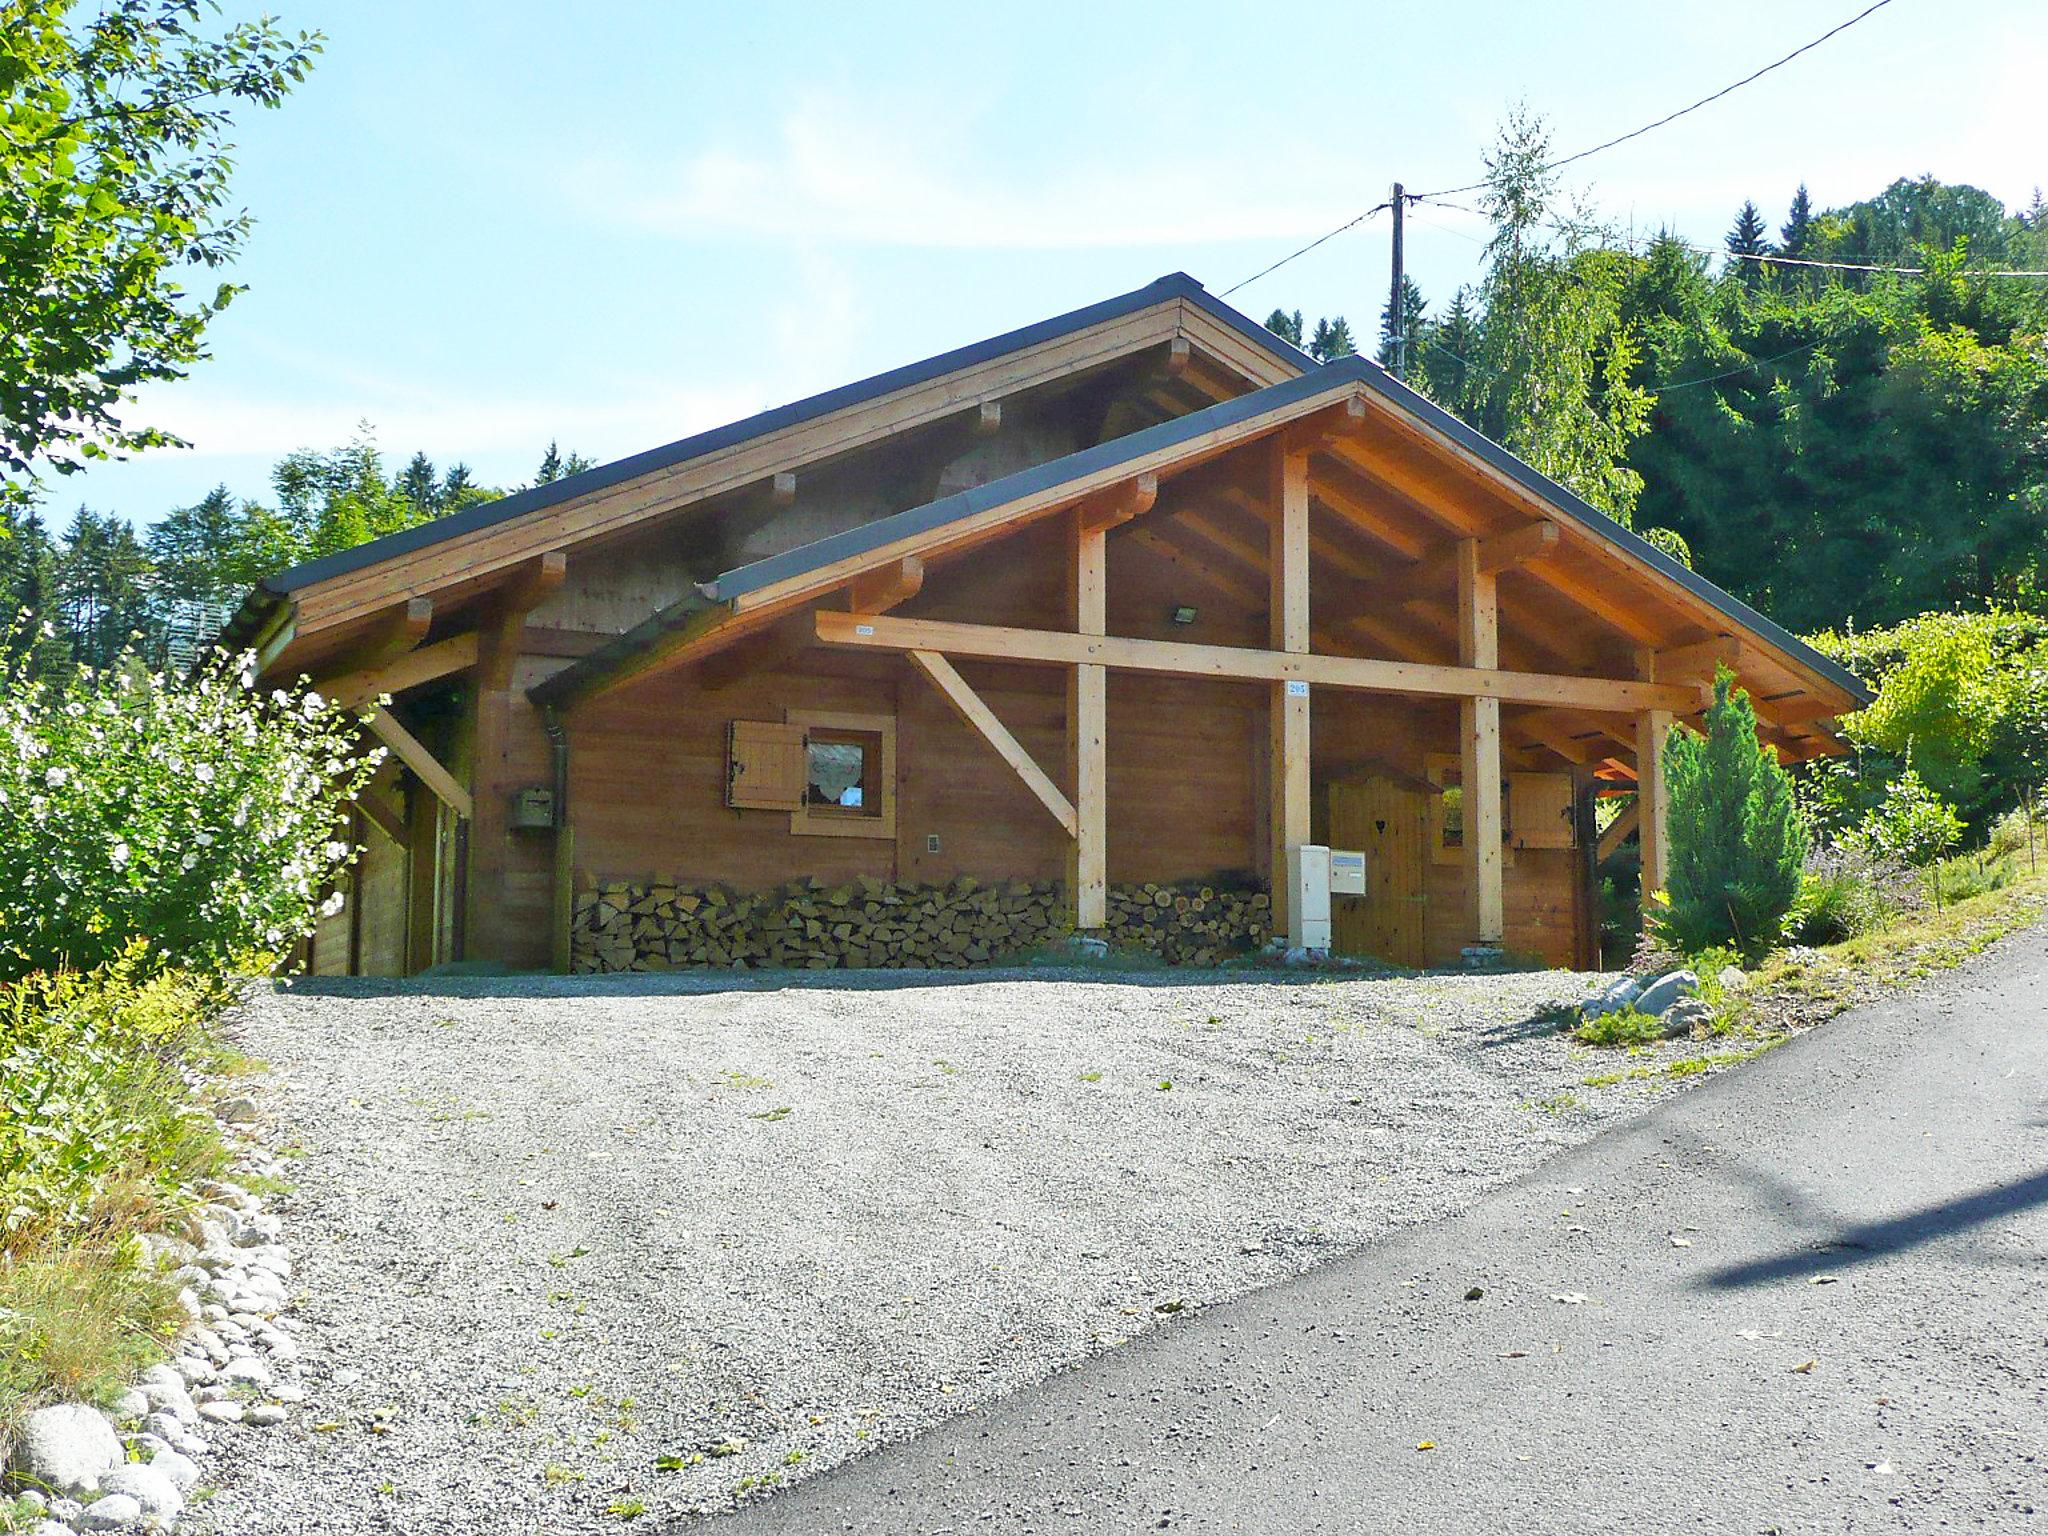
[363,709,472,820]
[975,400,1003,435]
[1283,394,1369,454]
[1078,472,1159,534]
[1427,521,1561,577]
[847,555,925,615]
[326,631,481,710]
[908,649,1077,837]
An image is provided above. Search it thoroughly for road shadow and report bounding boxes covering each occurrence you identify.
[1696,1166,2048,1289]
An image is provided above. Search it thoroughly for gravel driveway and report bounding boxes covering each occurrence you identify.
[187,964,1686,1533]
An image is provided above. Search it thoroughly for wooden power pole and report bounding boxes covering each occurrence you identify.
[1389,182,1407,381]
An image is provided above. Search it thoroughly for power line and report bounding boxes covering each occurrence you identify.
[1417,0,1901,199]
[1220,203,1388,298]
[1216,0,1902,296]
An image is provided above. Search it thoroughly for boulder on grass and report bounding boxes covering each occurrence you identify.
[1660,997,1716,1038]
[1580,974,1643,1020]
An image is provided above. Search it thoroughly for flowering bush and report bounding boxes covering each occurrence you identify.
[0,640,378,979]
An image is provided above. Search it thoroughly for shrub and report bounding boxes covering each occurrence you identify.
[0,644,378,979]
[1845,767,1963,866]
[1787,844,1924,946]
[1659,670,1807,956]
[1574,1005,1665,1047]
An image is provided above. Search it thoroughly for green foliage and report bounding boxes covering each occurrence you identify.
[0,643,377,978]
[0,953,225,1241]
[1660,670,1807,954]
[0,955,228,1428]
[0,0,321,506]
[1466,107,1653,522]
[1807,610,2048,837]
[1843,768,1963,867]
[1925,849,2016,906]
[1573,1004,1664,1047]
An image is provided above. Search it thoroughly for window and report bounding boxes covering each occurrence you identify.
[788,709,896,840]
[1427,754,1514,867]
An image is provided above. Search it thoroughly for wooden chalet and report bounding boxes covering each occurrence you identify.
[221,273,1870,976]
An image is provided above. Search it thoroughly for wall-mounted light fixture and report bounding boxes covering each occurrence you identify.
[1170,605,1198,626]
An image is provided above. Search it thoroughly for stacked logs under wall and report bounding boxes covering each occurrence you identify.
[570,874,1272,972]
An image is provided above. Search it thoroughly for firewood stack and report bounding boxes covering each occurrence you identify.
[570,874,1269,972]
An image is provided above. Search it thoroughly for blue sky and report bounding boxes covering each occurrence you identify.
[55,0,2048,529]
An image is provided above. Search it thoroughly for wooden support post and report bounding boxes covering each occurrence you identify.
[1269,441,1311,945]
[1067,510,1107,930]
[1632,647,1672,905]
[1458,537,1504,947]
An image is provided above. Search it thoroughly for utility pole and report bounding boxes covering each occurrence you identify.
[1388,182,1407,381]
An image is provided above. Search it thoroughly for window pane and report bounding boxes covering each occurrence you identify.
[807,740,867,808]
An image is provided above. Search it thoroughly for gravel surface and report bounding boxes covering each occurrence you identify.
[186,963,1705,1533]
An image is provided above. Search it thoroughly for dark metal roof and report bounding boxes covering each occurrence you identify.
[534,354,1870,709]
[246,273,1308,605]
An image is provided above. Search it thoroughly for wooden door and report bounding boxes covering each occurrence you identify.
[1329,777,1427,966]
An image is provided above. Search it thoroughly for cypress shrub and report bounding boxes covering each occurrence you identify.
[1659,669,1807,956]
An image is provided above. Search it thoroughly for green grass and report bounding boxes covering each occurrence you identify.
[0,955,237,1438]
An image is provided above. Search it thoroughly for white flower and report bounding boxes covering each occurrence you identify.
[110,842,130,870]
[44,766,68,788]
[319,891,345,917]
[194,762,215,784]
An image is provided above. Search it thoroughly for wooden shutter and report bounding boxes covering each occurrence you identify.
[727,720,806,810]
[1509,772,1576,849]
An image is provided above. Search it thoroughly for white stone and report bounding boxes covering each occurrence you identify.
[1718,963,1749,992]
[246,1404,288,1427]
[148,1448,202,1493]
[197,1400,245,1425]
[216,1094,259,1124]
[268,1383,307,1404]
[175,1356,214,1387]
[31,1521,74,1536]
[262,1332,300,1362]
[102,1464,184,1519]
[330,1367,363,1388]
[12,1403,124,1498]
[111,1388,150,1421]
[220,1356,273,1389]
[141,1410,184,1444]
[1580,973,1644,1020]
[79,1492,143,1530]
[137,1379,195,1427]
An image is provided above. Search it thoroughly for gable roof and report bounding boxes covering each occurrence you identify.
[221,272,1309,654]
[530,355,1871,711]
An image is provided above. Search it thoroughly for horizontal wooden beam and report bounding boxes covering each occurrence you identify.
[908,649,1077,838]
[327,631,480,709]
[364,709,472,820]
[1656,634,1741,679]
[1426,519,1559,576]
[817,610,1709,713]
[502,550,568,615]
[975,400,1002,434]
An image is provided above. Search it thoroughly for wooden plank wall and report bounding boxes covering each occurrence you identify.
[479,515,1589,970]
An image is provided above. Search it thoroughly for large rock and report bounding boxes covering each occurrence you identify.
[101,1463,183,1520]
[1580,973,1643,1020]
[147,1448,202,1494]
[1635,969,1700,1017]
[216,1094,259,1124]
[1661,997,1716,1038]
[11,1403,124,1498]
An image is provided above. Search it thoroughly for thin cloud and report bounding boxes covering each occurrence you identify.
[576,100,1365,251]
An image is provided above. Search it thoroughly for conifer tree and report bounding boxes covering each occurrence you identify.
[1658,670,1807,955]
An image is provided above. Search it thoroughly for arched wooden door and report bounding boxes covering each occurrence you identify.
[1328,776,1427,967]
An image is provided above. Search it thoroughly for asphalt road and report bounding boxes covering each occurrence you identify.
[727,923,2048,1535]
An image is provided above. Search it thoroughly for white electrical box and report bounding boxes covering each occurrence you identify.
[1329,848,1367,895]
[1286,844,1333,951]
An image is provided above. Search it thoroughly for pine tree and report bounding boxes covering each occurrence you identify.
[535,441,564,485]
[1264,308,1305,348]
[397,451,441,512]
[1377,276,1428,372]
[0,507,75,679]
[1726,200,1772,288]
[1658,670,1807,955]
[1779,185,1813,258]
[1417,286,1482,410]
[1308,316,1357,362]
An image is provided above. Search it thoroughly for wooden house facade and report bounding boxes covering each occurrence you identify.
[221,275,1869,976]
